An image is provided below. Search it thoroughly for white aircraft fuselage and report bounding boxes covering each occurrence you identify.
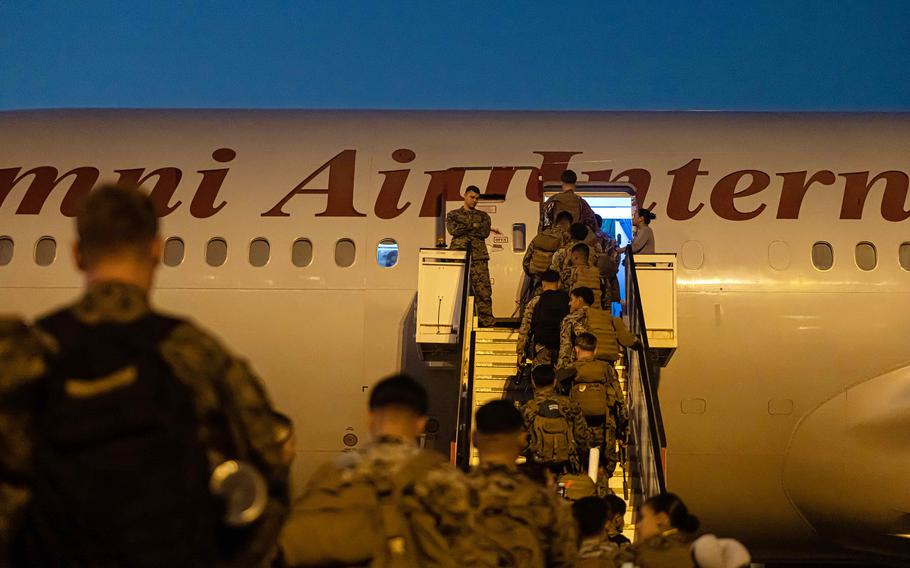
[1,110,909,562]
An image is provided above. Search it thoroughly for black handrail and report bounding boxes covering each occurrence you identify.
[624,245,668,495]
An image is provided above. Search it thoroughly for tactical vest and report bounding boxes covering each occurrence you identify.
[531,290,570,349]
[586,308,620,361]
[529,231,563,274]
[572,265,602,306]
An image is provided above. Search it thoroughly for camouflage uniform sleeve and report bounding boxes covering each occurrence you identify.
[446,209,470,238]
[549,248,565,273]
[543,494,579,568]
[522,241,534,275]
[556,315,573,370]
[516,296,539,356]
[0,319,47,562]
[612,317,638,348]
[410,462,473,567]
[568,401,591,452]
[477,211,492,240]
[579,199,598,231]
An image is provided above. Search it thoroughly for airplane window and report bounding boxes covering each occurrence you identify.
[163,237,184,267]
[35,237,56,267]
[899,243,910,271]
[249,238,270,267]
[0,237,12,266]
[292,238,313,267]
[377,239,398,268]
[335,239,356,268]
[811,242,833,271]
[206,238,228,267]
[855,242,876,271]
[512,223,526,252]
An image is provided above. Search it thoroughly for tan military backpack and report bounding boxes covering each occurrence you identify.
[529,230,563,274]
[279,451,448,567]
[586,308,620,361]
[571,265,602,306]
[570,360,613,418]
[527,397,576,464]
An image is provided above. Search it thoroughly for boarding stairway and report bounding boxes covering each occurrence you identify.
[417,244,675,542]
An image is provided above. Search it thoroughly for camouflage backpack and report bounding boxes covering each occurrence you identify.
[279,450,448,568]
[527,397,576,464]
[469,472,546,567]
[570,360,613,418]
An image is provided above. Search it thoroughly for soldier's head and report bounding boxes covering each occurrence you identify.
[472,400,526,464]
[368,373,429,443]
[74,183,161,290]
[572,496,609,539]
[570,243,590,266]
[555,211,574,229]
[570,287,595,311]
[463,185,481,210]
[540,269,560,291]
[531,364,556,389]
[560,169,577,190]
[604,494,628,535]
[569,223,589,242]
[574,332,597,361]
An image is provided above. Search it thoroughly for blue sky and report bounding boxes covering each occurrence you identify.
[1,1,908,111]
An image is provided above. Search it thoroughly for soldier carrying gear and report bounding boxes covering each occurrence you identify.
[468,400,579,568]
[550,223,602,279]
[543,170,598,233]
[557,288,640,370]
[516,270,570,368]
[522,365,590,475]
[447,185,495,327]
[279,374,476,567]
[0,184,290,568]
[565,333,628,480]
[563,244,605,308]
[523,211,572,277]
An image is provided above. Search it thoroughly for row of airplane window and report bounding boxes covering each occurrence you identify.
[2,236,910,272]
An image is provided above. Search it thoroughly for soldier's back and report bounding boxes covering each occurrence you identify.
[467,464,576,568]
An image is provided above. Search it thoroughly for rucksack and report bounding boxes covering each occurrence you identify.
[505,364,534,406]
[527,397,575,464]
[557,474,596,501]
[531,290,570,349]
[586,308,620,361]
[470,474,546,567]
[279,450,447,567]
[22,310,217,568]
[528,230,563,275]
[570,360,611,418]
[571,265,602,306]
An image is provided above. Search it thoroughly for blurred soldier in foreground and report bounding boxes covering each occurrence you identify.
[468,400,577,567]
[278,374,474,567]
[0,184,289,567]
[447,185,495,327]
[572,496,620,567]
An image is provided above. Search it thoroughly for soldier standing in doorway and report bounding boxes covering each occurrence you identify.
[447,185,495,327]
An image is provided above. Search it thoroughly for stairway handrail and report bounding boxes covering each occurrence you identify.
[624,245,668,494]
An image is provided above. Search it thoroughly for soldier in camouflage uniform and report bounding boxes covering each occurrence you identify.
[468,400,577,568]
[279,374,475,567]
[522,365,590,474]
[550,223,603,282]
[557,287,596,369]
[447,185,495,327]
[516,270,570,367]
[522,211,572,277]
[0,184,289,567]
[543,170,598,232]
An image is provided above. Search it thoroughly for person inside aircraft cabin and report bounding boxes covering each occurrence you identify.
[543,169,598,232]
[0,184,290,568]
[632,208,656,255]
[447,185,495,327]
[516,270,570,368]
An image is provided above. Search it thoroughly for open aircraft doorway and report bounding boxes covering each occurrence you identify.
[542,182,636,314]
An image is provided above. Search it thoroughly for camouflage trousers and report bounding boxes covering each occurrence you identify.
[586,421,620,479]
[471,260,494,327]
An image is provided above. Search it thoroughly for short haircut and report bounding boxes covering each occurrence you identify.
[540,269,560,283]
[555,211,574,224]
[76,184,158,266]
[561,170,577,184]
[571,243,590,261]
[574,332,597,352]
[572,496,609,538]
[569,223,588,241]
[604,494,627,518]
[475,400,524,435]
[571,287,595,306]
[369,374,429,416]
[464,185,481,196]
[531,364,556,388]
